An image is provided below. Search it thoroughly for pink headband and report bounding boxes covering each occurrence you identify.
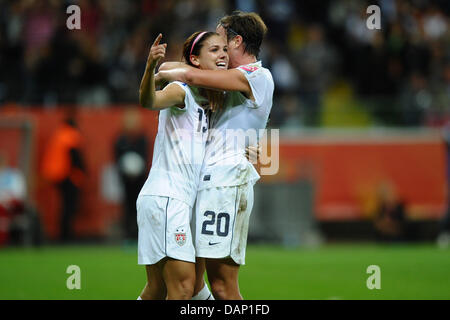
[190,31,208,57]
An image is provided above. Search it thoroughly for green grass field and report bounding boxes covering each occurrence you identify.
[0,244,449,300]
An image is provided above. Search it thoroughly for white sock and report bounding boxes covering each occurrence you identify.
[137,296,142,300]
[191,284,215,300]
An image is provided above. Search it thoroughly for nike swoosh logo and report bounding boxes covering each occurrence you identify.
[208,242,220,246]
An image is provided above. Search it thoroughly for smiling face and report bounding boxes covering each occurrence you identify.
[216,25,234,66]
[190,34,229,70]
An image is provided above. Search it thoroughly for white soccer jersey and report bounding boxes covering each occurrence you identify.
[199,61,274,189]
[139,81,209,207]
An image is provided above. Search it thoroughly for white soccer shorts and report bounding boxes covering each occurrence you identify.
[193,183,254,265]
[137,195,195,265]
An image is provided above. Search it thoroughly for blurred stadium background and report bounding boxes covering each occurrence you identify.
[0,0,449,299]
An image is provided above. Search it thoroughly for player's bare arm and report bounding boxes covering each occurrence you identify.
[139,34,186,110]
[157,63,254,100]
[158,61,186,71]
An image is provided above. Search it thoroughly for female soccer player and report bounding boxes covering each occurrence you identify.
[155,11,273,300]
[137,31,228,300]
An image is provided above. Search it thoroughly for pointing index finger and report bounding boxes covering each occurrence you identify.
[153,33,162,46]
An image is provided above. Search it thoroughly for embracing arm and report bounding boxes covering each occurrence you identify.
[157,62,253,99]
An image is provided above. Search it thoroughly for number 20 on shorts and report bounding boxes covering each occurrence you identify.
[201,211,230,237]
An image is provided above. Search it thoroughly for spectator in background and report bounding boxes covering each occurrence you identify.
[114,108,149,242]
[41,112,86,243]
[399,72,431,126]
[427,63,450,125]
[0,152,26,246]
[268,42,299,94]
[261,0,295,44]
[276,93,303,130]
[373,182,407,243]
[423,5,448,40]
[294,24,337,126]
[437,122,450,248]
[108,24,148,103]
[0,152,26,205]
[21,0,59,104]
[0,151,43,246]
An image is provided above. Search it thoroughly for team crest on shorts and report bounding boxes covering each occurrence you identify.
[175,227,187,246]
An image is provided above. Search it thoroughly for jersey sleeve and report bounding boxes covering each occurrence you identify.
[167,81,190,111]
[236,65,271,108]
[170,80,189,91]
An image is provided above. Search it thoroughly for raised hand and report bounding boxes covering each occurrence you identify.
[147,33,167,69]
